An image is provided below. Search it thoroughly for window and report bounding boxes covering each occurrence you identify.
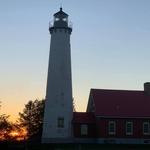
[81,124,88,136]
[143,122,149,135]
[57,117,64,128]
[108,121,116,135]
[126,121,133,135]
[63,18,67,22]
[55,17,60,21]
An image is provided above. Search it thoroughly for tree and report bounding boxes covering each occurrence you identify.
[19,99,45,140]
[0,102,26,142]
[0,115,13,141]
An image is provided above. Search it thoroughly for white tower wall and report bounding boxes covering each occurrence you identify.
[42,8,73,143]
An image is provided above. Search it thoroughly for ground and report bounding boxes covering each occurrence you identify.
[1,143,150,150]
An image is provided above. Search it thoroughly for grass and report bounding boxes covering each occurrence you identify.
[1,142,150,150]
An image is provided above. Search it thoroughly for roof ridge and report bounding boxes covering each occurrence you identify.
[91,88,143,92]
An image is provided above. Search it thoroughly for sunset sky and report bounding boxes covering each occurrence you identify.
[0,0,150,121]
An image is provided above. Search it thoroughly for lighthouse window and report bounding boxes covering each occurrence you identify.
[57,117,64,128]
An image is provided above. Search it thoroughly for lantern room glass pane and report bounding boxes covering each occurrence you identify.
[55,17,59,21]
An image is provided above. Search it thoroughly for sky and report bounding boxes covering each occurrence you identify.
[0,0,150,121]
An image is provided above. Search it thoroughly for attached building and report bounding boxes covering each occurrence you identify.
[73,83,150,144]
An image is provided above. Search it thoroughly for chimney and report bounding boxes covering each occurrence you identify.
[144,82,150,95]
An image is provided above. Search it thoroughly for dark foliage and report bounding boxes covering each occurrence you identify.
[0,102,14,141]
[19,99,45,140]
[0,114,14,141]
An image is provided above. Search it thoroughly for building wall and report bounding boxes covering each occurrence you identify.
[96,118,150,138]
[73,123,97,138]
[73,118,150,139]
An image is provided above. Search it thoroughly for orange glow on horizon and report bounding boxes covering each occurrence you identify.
[9,127,27,141]
[0,127,27,141]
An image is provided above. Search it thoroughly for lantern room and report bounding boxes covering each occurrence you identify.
[53,7,69,28]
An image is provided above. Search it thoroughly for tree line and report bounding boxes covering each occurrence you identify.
[0,98,76,142]
[0,99,45,142]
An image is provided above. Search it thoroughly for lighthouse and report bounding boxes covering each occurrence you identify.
[42,8,73,142]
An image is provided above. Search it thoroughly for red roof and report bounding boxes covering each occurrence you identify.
[73,112,95,123]
[90,89,150,118]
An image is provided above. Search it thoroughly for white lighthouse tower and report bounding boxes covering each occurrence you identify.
[42,8,73,143]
